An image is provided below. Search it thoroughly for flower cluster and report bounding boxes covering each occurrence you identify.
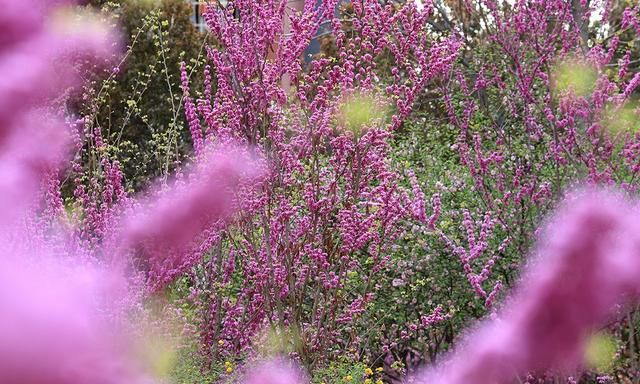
[175,0,460,366]
[0,1,262,382]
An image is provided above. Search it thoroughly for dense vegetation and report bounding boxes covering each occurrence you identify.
[1,0,640,383]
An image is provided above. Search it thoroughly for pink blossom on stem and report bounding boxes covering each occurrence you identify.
[427,193,441,230]
[415,188,640,383]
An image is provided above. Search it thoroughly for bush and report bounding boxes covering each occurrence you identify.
[81,0,208,191]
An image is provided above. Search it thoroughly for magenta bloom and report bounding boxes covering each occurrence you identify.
[118,145,264,286]
[415,188,640,383]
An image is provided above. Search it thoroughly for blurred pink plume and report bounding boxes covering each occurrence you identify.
[0,256,150,384]
[120,145,264,257]
[0,0,142,383]
[241,360,309,384]
[414,188,640,383]
[0,0,119,227]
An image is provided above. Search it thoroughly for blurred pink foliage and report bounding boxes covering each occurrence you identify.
[0,0,111,225]
[2,0,640,383]
[415,188,640,383]
[119,146,265,285]
[0,0,145,381]
[0,0,262,382]
[238,188,640,383]
[241,359,310,384]
[0,256,150,384]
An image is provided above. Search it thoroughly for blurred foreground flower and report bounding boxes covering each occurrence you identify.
[241,360,309,384]
[0,1,262,382]
[0,0,118,226]
[414,188,640,383]
[121,147,264,252]
[0,256,151,384]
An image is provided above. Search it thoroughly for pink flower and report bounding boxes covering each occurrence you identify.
[415,188,640,383]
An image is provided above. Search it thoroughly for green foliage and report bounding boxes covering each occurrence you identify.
[313,359,379,384]
[67,1,640,382]
[170,347,224,384]
[83,0,208,191]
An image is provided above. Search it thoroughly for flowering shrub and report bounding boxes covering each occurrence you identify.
[368,1,640,379]
[2,0,640,383]
[435,0,640,309]
[174,0,459,369]
[0,1,259,382]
